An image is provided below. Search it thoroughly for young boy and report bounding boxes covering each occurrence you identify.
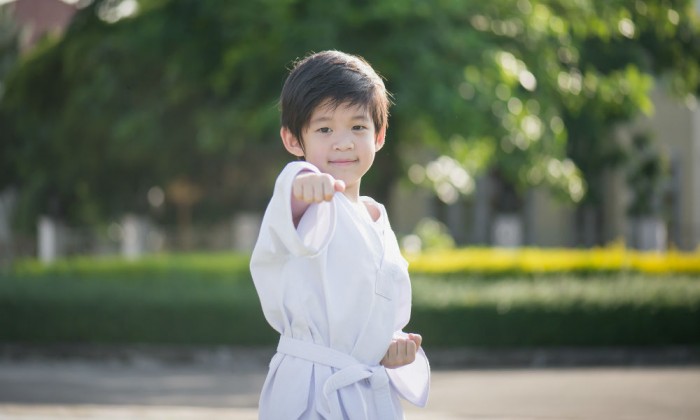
[250,50,430,419]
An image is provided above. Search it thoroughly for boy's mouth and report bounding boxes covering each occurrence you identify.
[329,159,358,165]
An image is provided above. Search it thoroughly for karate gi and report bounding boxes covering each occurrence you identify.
[250,161,430,419]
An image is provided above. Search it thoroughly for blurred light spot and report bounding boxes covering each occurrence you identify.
[437,182,458,204]
[635,1,648,15]
[401,234,422,254]
[557,71,582,94]
[513,132,528,150]
[517,0,532,14]
[519,71,537,91]
[504,20,522,37]
[458,82,475,100]
[569,178,584,202]
[561,159,576,177]
[549,16,565,35]
[668,9,679,25]
[507,97,522,115]
[98,0,138,23]
[426,161,442,182]
[470,15,490,31]
[449,167,473,193]
[550,116,564,134]
[491,20,505,36]
[521,115,543,141]
[408,164,426,184]
[557,72,570,91]
[547,159,561,178]
[464,66,481,83]
[618,18,635,38]
[147,186,165,208]
[495,84,511,101]
[420,156,475,202]
[496,51,518,75]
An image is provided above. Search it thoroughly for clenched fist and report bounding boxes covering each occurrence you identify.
[293,172,346,203]
[381,333,422,369]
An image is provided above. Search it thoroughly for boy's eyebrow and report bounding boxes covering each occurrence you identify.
[309,114,371,124]
[309,116,332,124]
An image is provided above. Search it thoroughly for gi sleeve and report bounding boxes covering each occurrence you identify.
[386,331,430,407]
[257,161,336,258]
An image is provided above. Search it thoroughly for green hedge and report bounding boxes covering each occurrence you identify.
[1,254,699,347]
[1,254,274,345]
[411,275,700,346]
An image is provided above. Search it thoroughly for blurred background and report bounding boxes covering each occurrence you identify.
[0,3,699,419]
[0,0,699,349]
[1,0,699,262]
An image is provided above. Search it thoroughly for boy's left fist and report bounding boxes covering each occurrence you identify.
[380,333,422,369]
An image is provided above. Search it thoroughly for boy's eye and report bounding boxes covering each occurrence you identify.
[353,125,367,131]
[317,127,332,133]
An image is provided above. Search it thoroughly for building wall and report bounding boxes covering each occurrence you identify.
[630,86,699,249]
[693,106,700,250]
[8,0,77,52]
[525,187,575,248]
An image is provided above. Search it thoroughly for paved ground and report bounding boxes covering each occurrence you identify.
[0,347,699,419]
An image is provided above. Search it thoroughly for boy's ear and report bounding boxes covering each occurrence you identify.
[280,127,305,157]
[375,126,387,152]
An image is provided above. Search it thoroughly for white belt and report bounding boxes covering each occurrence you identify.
[277,335,397,420]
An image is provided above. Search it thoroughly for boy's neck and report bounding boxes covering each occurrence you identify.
[340,184,361,202]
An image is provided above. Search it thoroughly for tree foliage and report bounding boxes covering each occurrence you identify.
[1,0,698,231]
[0,5,19,191]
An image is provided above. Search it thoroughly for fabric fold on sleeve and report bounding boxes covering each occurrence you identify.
[386,333,430,407]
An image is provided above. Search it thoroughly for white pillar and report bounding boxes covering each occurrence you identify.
[121,215,146,260]
[38,216,57,263]
[0,189,16,263]
[492,214,523,248]
[231,213,262,252]
[473,176,491,244]
[628,216,667,251]
[691,101,700,250]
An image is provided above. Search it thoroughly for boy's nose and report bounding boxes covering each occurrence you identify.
[333,135,354,151]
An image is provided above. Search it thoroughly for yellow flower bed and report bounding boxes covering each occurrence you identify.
[406,244,700,275]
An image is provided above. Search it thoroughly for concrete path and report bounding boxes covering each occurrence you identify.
[0,351,699,419]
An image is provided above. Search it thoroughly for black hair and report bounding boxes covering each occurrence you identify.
[279,50,392,147]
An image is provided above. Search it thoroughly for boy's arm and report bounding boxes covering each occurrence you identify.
[253,161,340,258]
[291,171,345,227]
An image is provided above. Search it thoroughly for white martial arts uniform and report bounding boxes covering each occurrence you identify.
[250,161,430,419]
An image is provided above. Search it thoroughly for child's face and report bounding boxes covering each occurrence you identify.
[291,101,385,198]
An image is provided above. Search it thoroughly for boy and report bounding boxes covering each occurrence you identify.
[250,50,429,419]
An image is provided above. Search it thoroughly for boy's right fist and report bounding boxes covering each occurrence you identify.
[293,172,345,203]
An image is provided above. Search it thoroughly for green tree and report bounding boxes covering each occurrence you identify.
[1,0,698,240]
[0,5,19,190]
[402,0,699,244]
[559,0,700,244]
